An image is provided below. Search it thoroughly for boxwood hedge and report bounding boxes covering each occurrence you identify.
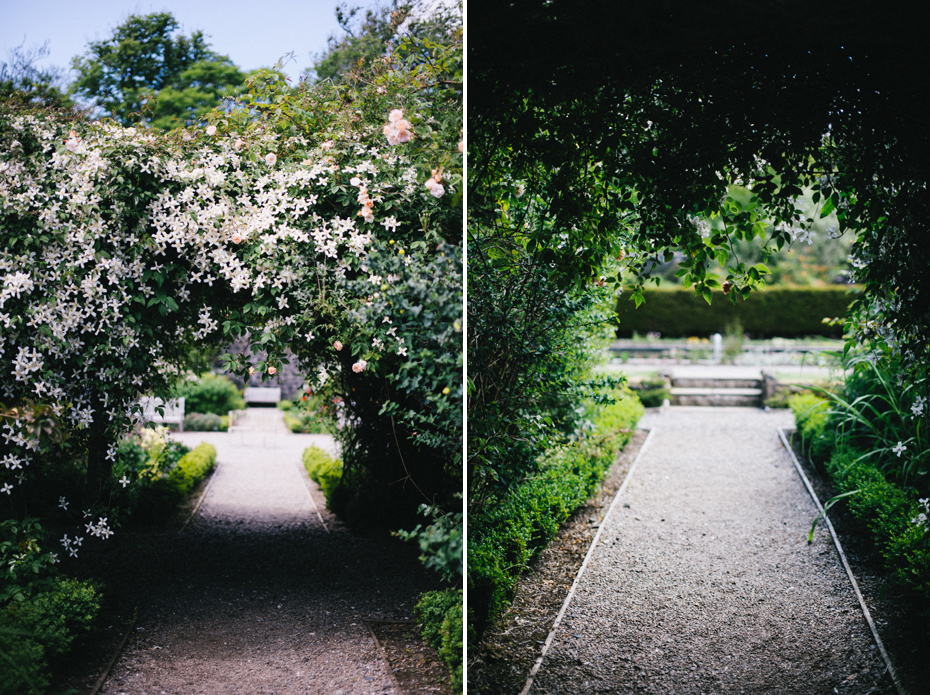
[615,286,859,338]
[468,392,644,644]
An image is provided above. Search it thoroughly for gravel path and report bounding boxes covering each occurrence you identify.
[96,410,438,695]
[529,407,894,695]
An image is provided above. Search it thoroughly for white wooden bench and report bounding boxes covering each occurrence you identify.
[243,387,281,405]
[140,397,186,431]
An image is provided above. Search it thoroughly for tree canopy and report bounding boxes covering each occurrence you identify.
[1,42,73,108]
[69,12,246,128]
[469,0,930,378]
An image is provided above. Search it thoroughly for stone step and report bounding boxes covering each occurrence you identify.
[670,387,763,407]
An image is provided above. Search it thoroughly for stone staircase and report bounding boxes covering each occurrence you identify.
[663,369,776,407]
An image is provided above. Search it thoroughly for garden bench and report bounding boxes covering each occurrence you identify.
[140,397,186,431]
[243,387,281,406]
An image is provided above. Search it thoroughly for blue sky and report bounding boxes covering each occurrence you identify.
[1,0,349,85]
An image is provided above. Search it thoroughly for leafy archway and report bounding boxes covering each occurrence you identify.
[0,28,462,569]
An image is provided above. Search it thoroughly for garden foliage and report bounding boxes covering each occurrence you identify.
[302,445,343,506]
[173,373,245,416]
[788,346,930,605]
[615,286,857,339]
[415,588,463,693]
[468,393,644,643]
[279,397,330,434]
[0,6,461,553]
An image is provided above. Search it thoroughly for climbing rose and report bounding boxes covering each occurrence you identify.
[334,341,343,351]
[206,125,216,136]
[265,153,277,166]
[267,366,277,375]
[352,360,367,373]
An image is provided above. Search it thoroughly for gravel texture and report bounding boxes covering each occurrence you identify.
[76,409,440,695]
[529,407,894,695]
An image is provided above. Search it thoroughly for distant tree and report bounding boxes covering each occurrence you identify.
[307,3,404,84]
[69,12,245,127]
[306,0,461,84]
[0,42,73,107]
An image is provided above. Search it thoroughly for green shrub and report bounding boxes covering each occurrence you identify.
[302,446,342,504]
[825,448,930,600]
[0,628,47,695]
[415,589,463,694]
[1,577,100,659]
[439,601,463,693]
[629,378,669,408]
[183,412,226,431]
[468,391,643,643]
[788,392,834,464]
[142,443,217,514]
[282,397,330,433]
[615,286,858,339]
[173,373,245,416]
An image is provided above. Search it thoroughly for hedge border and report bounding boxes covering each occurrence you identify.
[616,286,859,338]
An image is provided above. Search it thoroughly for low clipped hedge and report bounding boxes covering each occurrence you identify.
[468,393,644,643]
[615,286,858,338]
[183,413,229,431]
[788,393,835,464]
[143,443,217,515]
[825,448,930,600]
[302,446,342,505]
[416,589,463,693]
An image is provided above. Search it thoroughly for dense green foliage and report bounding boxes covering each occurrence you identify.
[824,449,930,601]
[788,349,930,605]
[615,287,857,339]
[468,393,643,642]
[139,442,216,516]
[302,446,343,505]
[279,399,330,434]
[415,588,463,692]
[471,0,930,390]
[468,226,622,505]
[69,12,245,127]
[0,576,100,695]
[182,412,228,432]
[173,373,246,416]
[0,626,48,695]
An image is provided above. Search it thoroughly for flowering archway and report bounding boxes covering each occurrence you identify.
[0,32,462,566]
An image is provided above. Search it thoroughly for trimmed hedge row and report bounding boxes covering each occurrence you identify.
[615,286,859,338]
[825,448,930,601]
[415,589,463,693]
[302,446,342,506]
[788,394,930,602]
[145,443,217,513]
[467,393,644,643]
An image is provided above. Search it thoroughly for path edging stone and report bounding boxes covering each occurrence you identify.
[777,427,906,695]
[520,428,657,695]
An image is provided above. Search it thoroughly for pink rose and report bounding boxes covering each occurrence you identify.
[334,341,343,351]
[352,360,367,373]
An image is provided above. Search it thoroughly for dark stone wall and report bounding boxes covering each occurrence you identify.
[217,337,308,401]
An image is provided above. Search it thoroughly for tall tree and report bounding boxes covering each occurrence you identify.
[70,12,245,127]
[0,42,73,107]
[306,0,462,84]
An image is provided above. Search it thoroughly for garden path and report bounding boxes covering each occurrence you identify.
[527,407,894,695]
[96,410,436,695]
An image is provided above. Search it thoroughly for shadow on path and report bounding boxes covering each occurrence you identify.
[72,412,437,695]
